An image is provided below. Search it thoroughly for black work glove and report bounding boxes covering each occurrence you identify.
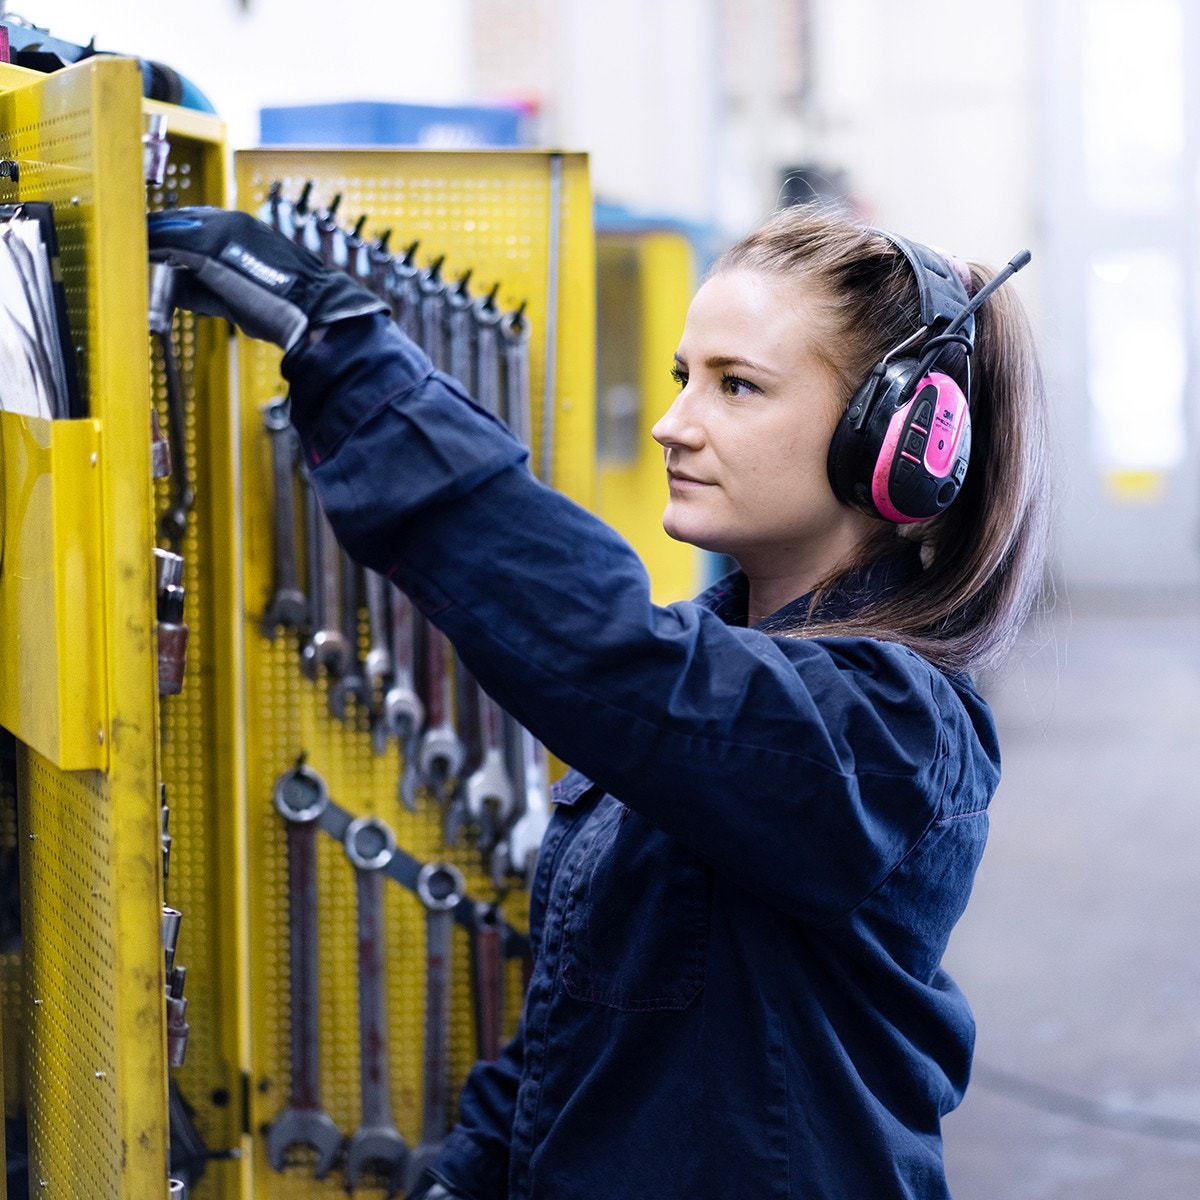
[405,1169,475,1200]
[147,206,386,354]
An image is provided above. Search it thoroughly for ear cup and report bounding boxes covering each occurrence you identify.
[827,363,970,522]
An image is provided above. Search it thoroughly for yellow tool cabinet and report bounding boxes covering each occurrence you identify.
[0,56,596,1200]
[595,228,702,604]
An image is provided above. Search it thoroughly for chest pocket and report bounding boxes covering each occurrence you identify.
[559,794,710,1012]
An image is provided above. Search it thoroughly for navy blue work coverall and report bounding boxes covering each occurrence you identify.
[285,313,1001,1200]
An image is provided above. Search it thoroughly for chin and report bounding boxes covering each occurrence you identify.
[661,517,723,556]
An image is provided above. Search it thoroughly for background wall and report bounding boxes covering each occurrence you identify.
[12,0,1200,592]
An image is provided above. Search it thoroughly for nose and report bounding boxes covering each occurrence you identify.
[651,387,703,451]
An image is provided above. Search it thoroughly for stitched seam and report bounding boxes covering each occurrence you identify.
[935,808,988,825]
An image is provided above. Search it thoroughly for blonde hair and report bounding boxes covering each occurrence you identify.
[713,206,1053,676]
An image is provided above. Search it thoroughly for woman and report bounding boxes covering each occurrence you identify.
[150,203,1051,1199]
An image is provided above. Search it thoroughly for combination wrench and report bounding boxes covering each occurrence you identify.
[469,902,506,1063]
[499,307,532,449]
[416,620,465,805]
[416,256,449,370]
[261,398,309,636]
[343,816,411,1191]
[406,862,467,1190]
[494,721,552,889]
[302,484,351,680]
[266,764,344,1178]
[445,270,476,394]
[328,551,372,722]
[383,585,425,812]
[362,568,394,726]
[459,686,516,851]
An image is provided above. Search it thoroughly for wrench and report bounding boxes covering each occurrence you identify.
[406,862,467,1190]
[363,568,393,702]
[383,585,425,812]
[416,620,465,804]
[499,307,532,449]
[387,240,423,343]
[316,193,347,270]
[328,551,372,722]
[416,256,448,370]
[261,398,309,636]
[445,270,476,394]
[469,902,506,1063]
[261,179,292,238]
[346,213,371,286]
[266,765,344,1178]
[472,283,504,418]
[343,816,411,1191]
[493,721,552,890]
[289,180,321,256]
[459,686,516,851]
[303,493,350,679]
[367,228,394,309]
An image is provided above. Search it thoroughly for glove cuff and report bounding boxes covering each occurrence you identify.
[406,1169,475,1200]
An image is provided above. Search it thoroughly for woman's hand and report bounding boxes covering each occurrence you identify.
[147,206,386,353]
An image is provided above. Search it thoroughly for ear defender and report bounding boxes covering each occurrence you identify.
[827,234,1031,523]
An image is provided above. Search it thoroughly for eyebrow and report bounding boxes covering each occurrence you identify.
[674,352,782,377]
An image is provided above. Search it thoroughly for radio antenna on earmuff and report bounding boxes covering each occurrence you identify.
[943,248,1032,340]
[914,248,1032,383]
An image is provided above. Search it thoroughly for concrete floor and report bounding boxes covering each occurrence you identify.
[941,590,1200,1198]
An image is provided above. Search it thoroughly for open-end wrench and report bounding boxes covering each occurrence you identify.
[406,862,467,1191]
[383,585,425,812]
[346,213,371,287]
[261,398,309,636]
[304,498,350,680]
[469,902,506,1063]
[289,181,320,256]
[387,240,422,343]
[472,283,503,418]
[416,256,448,370]
[445,270,475,393]
[458,686,516,852]
[261,179,293,238]
[328,551,371,722]
[266,765,344,1178]
[363,568,393,710]
[499,307,532,449]
[493,720,552,890]
[343,816,411,1192]
[316,193,347,271]
[366,228,394,309]
[416,620,465,805]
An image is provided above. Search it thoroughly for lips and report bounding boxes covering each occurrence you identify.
[667,471,711,488]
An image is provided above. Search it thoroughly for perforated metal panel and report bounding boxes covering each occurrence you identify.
[146,105,246,1199]
[0,57,174,1200]
[235,149,594,1197]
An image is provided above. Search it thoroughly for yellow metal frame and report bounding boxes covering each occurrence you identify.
[0,56,231,1199]
[0,55,167,1198]
[596,229,702,604]
[234,148,594,1196]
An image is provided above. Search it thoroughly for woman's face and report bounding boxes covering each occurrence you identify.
[652,268,872,581]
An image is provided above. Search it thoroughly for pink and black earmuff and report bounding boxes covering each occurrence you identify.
[827,232,1031,523]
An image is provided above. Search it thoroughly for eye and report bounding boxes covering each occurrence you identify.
[721,373,760,397]
[670,364,688,389]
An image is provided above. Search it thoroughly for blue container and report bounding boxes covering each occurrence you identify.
[259,101,531,148]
